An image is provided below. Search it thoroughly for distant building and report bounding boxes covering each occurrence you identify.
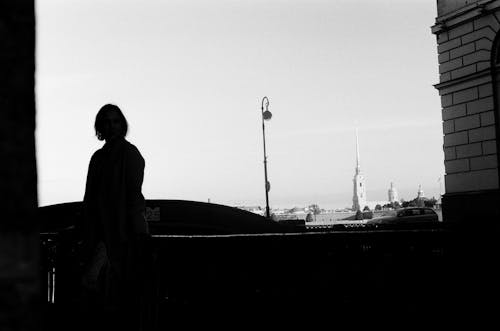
[271,207,312,222]
[388,182,399,203]
[415,185,426,207]
[417,184,425,199]
[352,129,367,211]
[235,206,264,216]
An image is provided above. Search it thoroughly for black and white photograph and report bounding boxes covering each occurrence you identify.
[1,0,499,329]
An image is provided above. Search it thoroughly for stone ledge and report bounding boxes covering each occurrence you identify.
[442,188,500,224]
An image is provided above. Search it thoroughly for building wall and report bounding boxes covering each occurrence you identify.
[0,0,38,329]
[433,0,500,224]
[437,0,481,17]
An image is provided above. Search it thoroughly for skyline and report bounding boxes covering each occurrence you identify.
[36,0,445,210]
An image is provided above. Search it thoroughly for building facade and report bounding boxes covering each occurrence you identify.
[432,0,500,224]
[352,130,367,211]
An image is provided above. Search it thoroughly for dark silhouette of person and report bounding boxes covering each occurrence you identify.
[79,104,150,330]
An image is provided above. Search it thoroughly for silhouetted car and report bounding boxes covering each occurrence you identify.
[366,207,439,229]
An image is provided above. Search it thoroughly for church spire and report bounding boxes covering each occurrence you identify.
[352,128,366,211]
[355,128,361,174]
[417,184,425,199]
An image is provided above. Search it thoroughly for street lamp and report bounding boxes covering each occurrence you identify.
[261,96,272,219]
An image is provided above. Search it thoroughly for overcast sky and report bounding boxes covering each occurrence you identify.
[36,0,444,209]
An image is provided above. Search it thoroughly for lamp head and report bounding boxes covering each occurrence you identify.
[262,110,272,120]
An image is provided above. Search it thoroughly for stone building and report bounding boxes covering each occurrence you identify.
[432,0,500,224]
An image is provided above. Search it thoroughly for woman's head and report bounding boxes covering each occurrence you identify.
[94,104,128,141]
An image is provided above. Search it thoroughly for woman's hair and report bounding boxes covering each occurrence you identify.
[94,104,128,141]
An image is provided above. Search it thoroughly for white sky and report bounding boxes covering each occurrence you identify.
[36,0,444,210]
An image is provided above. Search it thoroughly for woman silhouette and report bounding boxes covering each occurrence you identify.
[81,104,149,328]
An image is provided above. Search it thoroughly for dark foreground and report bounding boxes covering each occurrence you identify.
[42,224,500,329]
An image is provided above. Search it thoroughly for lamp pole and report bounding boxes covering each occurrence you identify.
[261,96,272,219]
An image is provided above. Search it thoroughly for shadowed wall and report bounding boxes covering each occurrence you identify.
[0,0,38,329]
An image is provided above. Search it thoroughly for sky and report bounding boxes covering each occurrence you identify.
[36,0,445,210]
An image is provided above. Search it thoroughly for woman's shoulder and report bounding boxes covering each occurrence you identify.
[123,139,140,152]
[90,148,104,162]
[123,140,144,159]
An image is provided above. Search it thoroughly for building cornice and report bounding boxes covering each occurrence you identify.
[431,0,500,34]
[433,68,492,93]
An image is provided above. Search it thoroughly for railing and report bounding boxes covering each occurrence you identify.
[41,225,499,329]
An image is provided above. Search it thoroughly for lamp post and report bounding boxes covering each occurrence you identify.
[261,96,272,219]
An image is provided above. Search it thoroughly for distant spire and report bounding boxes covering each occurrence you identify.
[417,184,424,199]
[352,127,366,211]
[355,128,360,174]
[388,181,398,203]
